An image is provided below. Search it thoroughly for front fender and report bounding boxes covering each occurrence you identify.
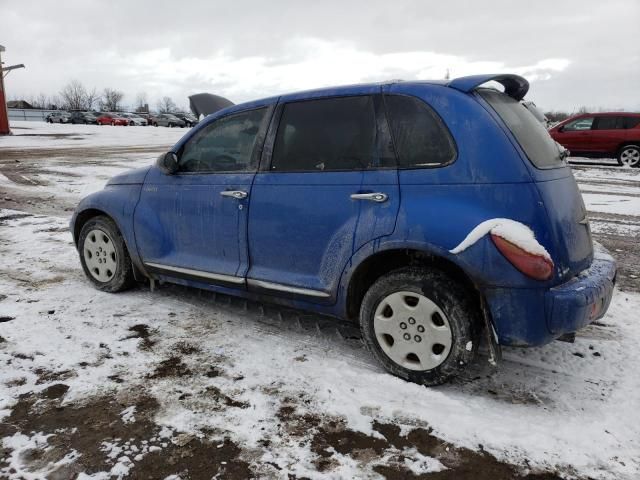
[70,185,144,271]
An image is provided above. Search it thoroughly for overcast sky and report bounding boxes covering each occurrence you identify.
[2,0,639,112]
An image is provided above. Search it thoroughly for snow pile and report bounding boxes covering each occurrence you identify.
[450,218,551,260]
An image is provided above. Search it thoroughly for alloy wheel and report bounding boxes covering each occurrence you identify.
[620,147,640,167]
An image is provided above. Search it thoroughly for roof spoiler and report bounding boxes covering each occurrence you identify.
[447,74,529,101]
[189,93,235,117]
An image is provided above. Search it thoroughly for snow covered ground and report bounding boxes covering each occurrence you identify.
[1,121,639,479]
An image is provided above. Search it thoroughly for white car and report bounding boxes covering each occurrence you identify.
[120,113,148,126]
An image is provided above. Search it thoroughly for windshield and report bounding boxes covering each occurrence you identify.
[479,89,563,169]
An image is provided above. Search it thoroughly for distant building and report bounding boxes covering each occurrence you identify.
[7,100,34,109]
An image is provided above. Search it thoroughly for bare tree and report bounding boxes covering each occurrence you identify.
[34,93,51,109]
[157,96,176,113]
[85,88,100,111]
[134,92,148,112]
[59,80,91,110]
[49,94,63,110]
[102,88,125,112]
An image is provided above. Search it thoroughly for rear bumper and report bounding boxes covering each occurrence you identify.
[484,243,616,346]
[544,242,616,335]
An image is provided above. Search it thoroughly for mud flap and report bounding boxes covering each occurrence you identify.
[480,296,502,366]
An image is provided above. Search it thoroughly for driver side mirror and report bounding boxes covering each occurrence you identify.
[157,152,179,175]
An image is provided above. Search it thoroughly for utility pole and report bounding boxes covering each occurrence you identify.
[0,44,26,135]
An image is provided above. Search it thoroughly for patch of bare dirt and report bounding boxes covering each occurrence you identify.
[0,145,169,162]
[592,230,639,292]
[124,323,156,350]
[274,401,578,479]
[149,356,192,378]
[0,387,253,479]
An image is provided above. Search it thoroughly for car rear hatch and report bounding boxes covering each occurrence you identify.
[477,86,594,283]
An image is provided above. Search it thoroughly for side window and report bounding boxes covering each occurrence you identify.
[563,117,594,131]
[270,95,393,172]
[593,116,624,130]
[178,108,267,173]
[384,95,456,168]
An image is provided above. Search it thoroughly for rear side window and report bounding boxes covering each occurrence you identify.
[623,116,640,129]
[480,89,563,169]
[271,96,394,172]
[593,116,624,130]
[385,95,456,168]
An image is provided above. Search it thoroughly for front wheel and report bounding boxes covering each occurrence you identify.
[360,267,480,386]
[618,145,640,167]
[78,216,135,292]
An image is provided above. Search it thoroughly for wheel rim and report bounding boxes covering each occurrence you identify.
[620,148,640,166]
[373,291,453,371]
[83,229,118,282]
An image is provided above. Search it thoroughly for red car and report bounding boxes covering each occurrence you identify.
[96,113,129,126]
[549,112,640,167]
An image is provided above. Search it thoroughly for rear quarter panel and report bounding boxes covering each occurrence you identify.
[381,83,560,288]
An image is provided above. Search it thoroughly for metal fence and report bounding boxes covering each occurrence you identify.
[8,108,58,122]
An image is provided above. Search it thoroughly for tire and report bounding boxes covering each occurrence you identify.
[78,216,135,293]
[168,122,174,128]
[153,122,158,127]
[360,267,480,386]
[618,145,640,167]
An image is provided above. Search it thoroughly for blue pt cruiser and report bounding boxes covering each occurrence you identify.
[71,74,616,385]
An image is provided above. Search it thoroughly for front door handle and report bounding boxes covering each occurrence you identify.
[350,192,388,203]
[220,190,248,200]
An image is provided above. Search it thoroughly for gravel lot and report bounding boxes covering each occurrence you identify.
[1,122,639,479]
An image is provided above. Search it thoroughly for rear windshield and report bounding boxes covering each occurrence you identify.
[479,89,563,169]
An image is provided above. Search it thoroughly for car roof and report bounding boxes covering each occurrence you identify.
[212,73,529,118]
[565,112,640,120]
[589,112,640,117]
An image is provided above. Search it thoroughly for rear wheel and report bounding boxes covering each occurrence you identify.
[153,122,158,127]
[360,267,480,386]
[78,216,135,292]
[618,145,640,167]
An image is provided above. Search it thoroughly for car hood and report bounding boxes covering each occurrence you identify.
[106,166,151,185]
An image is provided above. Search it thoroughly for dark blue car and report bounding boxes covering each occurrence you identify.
[71,74,616,385]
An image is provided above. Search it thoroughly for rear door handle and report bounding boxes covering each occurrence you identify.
[220,190,248,199]
[350,192,388,203]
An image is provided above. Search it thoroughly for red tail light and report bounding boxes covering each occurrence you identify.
[491,234,554,281]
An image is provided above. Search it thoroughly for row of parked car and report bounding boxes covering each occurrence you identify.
[45,111,199,128]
